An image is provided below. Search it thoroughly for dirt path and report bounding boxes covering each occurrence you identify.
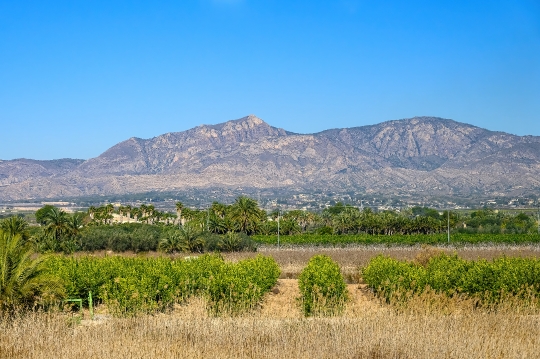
[84,278,383,322]
[257,279,382,318]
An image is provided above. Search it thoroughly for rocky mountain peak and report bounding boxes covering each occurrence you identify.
[195,114,288,140]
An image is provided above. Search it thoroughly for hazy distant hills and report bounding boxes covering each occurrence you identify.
[2,115,540,201]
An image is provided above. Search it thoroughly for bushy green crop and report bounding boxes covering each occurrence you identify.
[298,255,348,316]
[252,233,540,246]
[362,254,540,304]
[45,254,279,316]
[206,255,280,316]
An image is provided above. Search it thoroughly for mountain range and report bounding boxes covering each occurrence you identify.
[1,115,540,201]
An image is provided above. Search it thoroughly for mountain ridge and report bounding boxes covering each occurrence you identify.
[1,115,539,201]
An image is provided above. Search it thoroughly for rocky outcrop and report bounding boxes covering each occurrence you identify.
[1,115,539,201]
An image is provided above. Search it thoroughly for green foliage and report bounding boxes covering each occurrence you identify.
[229,196,265,234]
[0,231,63,311]
[77,223,161,252]
[298,255,348,316]
[35,205,56,225]
[206,255,280,316]
[362,254,540,305]
[45,253,278,317]
[30,207,87,254]
[217,232,257,252]
[0,216,29,240]
[252,233,540,246]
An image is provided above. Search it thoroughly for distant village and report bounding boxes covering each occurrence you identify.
[1,189,539,220]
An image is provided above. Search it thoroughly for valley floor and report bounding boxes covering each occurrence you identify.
[2,278,540,358]
[3,246,540,358]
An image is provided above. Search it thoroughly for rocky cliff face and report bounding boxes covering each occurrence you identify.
[1,115,539,201]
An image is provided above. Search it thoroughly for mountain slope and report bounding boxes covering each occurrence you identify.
[1,115,539,201]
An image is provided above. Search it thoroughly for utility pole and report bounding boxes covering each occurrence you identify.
[277,207,281,249]
[537,201,540,234]
[206,205,209,233]
[447,209,450,244]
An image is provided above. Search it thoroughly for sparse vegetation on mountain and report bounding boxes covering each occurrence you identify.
[3,116,540,201]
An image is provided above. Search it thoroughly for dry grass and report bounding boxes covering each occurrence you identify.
[3,247,540,358]
[2,279,540,359]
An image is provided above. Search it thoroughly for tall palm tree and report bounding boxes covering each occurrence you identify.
[42,207,69,241]
[230,196,262,234]
[131,207,141,222]
[210,202,228,219]
[146,205,156,224]
[175,201,184,225]
[104,204,114,224]
[124,205,132,221]
[208,212,227,234]
[0,231,64,311]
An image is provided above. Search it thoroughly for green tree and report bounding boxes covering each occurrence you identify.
[176,223,204,253]
[0,231,64,311]
[158,229,183,253]
[175,201,184,224]
[42,207,69,241]
[230,196,263,234]
[35,205,56,225]
[0,216,29,240]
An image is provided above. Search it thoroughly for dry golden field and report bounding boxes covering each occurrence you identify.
[2,246,540,359]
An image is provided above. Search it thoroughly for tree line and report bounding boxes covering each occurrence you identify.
[1,197,538,254]
[82,198,539,236]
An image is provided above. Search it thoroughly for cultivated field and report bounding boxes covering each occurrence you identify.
[2,279,540,358]
[225,245,540,281]
[2,246,540,359]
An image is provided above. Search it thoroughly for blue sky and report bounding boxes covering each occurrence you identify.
[1,0,539,160]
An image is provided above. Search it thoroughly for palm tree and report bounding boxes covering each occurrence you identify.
[175,202,184,225]
[158,230,182,253]
[0,216,29,240]
[131,207,141,222]
[146,205,156,224]
[230,196,263,234]
[66,213,85,239]
[177,223,204,253]
[210,202,228,219]
[104,204,114,224]
[42,207,69,242]
[88,206,97,221]
[219,231,242,252]
[124,205,132,221]
[0,231,64,311]
[139,204,149,223]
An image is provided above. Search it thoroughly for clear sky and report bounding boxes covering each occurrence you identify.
[1,0,539,160]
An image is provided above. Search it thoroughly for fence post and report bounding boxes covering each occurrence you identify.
[88,291,94,320]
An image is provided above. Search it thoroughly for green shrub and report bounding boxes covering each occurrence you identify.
[78,224,162,252]
[45,254,225,316]
[362,254,540,305]
[45,253,278,317]
[298,255,348,316]
[206,255,280,316]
